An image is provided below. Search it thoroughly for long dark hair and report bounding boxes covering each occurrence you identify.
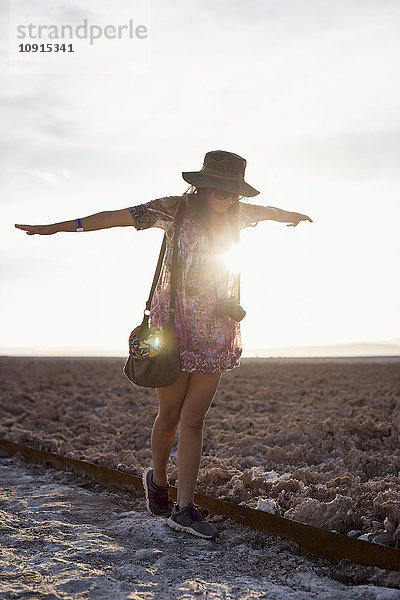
[183,185,243,243]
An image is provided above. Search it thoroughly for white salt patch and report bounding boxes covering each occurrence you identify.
[250,467,287,481]
[256,498,280,514]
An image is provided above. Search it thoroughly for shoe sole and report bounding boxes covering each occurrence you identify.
[142,467,171,518]
[142,466,153,515]
[166,516,219,540]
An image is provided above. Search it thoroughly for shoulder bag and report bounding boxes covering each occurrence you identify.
[123,200,184,389]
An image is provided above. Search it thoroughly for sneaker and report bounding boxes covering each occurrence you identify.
[167,502,220,540]
[142,467,174,518]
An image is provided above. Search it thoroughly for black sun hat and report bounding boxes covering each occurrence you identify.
[182,150,260,197]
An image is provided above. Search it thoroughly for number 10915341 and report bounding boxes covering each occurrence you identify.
[18,43,74,52]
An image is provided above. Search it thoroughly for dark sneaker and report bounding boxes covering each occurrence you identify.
[167,502,220,540]
[142,467,174,518]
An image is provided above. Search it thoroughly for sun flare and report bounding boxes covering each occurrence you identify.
[221,243,244,274]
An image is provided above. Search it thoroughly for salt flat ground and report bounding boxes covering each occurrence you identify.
[1,455,400,600]
[1,356,400,598]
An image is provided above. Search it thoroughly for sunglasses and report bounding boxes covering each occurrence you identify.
[214,190,240,202]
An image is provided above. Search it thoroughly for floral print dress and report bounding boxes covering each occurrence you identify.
[128,193,264,374]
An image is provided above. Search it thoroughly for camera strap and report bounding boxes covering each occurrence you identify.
[208,228,241,303]
[212,274,241,303]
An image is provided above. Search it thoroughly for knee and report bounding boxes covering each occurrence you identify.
[180,413,205,432]
[157,410,180,431]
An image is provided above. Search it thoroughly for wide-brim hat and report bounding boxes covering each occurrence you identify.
[182,150,260,197]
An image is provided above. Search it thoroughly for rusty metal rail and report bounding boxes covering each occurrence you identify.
[1,438,399,571]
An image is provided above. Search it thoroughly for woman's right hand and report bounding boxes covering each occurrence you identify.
[14,224,56,235]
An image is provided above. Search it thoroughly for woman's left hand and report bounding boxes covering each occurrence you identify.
[287,213,313,227]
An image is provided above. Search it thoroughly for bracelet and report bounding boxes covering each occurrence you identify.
[76,218,84,232]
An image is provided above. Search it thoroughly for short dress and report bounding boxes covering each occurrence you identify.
[128,193,265,374]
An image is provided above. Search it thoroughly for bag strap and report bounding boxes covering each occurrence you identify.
[169,199,185,327]
[140,199,184,331]
[144,235,166,316]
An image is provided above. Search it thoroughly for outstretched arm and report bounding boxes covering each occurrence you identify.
[15,208,133,235]
[259,206,313,227]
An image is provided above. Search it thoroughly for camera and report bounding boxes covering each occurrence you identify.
[214,297,246,322]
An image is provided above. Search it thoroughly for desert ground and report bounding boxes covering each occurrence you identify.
[1,356,400,598]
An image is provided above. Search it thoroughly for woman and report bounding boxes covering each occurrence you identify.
[15,150,312,541]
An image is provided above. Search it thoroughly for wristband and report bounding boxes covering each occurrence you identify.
[76,218,84,232]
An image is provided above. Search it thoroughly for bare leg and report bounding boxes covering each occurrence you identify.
[176,372,221,509]
[152,371,189,487]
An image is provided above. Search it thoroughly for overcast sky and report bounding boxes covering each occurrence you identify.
[1,0,400,356]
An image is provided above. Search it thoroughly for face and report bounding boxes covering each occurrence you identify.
[207,189,240,213]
